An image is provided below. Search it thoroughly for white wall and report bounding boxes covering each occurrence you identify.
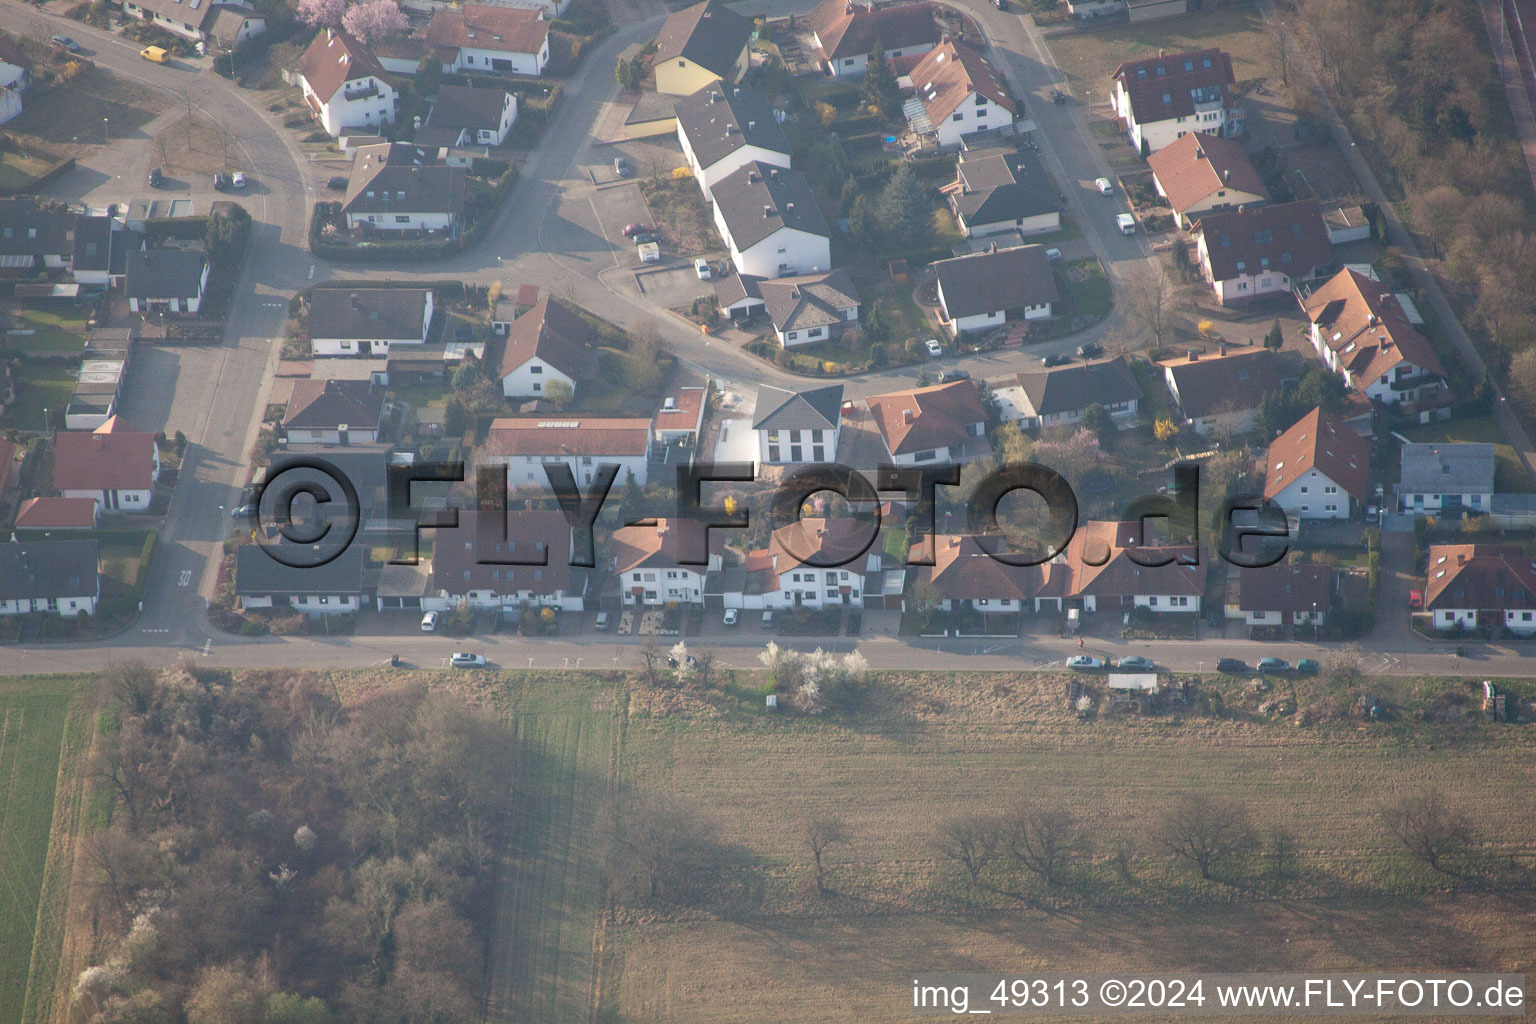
[679,131,791,202]
[290,594,361,615]
[0,88,21,127]
[1271,472,1350,519]
[302,74,398,138]
[822,40,935,78]
[0,593,97,617]
[622,566,709,605]
[62,487,153,511]
[1113,79,1230,153]
[493,453,649,488]
[346,210,457,232]
[500,356,576,399]
[959,209,1059,239]
[444,38,549,77]
[285,427,379,445]
[714,208,830,278]
[757,424,839,464]
[1400,491,1491,514]
[931,92,1012,148]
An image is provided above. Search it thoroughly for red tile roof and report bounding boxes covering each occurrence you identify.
[1236,561,1335,615]
[1424,544,1536,611]
[1193,199,1333,284]
[1111,47,1234,125]
[910,38,1015,125]
[866,379,986,456]
[611,518,722,573]
[296,28,388,105]
[653,383,708,435]
[495,296,600,383]
[15,496,97,529]
[1303,268,1445,383]
[912,534,1047,601]
[1058,520,1206,601]
[428,509,575,597]
[484,417,652,457]
[1146,131,1267,217]
[425,3,549,58]
[766,516,871,574]
[808,0,939,61]
[1264,406,1370,502]
[52,423,157,492]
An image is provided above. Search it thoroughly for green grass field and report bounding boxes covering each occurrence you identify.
[0,678,86,1024]
[1,364,75,434]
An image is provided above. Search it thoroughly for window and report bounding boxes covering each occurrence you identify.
[532,382,542,392]
[811,430,823,443]
[826,589,837,598]
[952,112,964,121]
[913,449,937,461]
[530,365,543,373]
[395,215,410,224]
[768,445,780,461]
[766,430,780,443]
[844,58,854,65]
[786,331,798,341]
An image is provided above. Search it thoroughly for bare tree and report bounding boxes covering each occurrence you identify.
[1125,263,1177,353]
[937,814,1001,889]
[89,719,154,829]
[1380,789,1474,872]
[1266,826,1298,891]
[603,791,711,901]
[106,660,157,715]
[805,814,847,892]
[1155,793,1255,880]
[635,638,663,688]
[691,649,717,690]
[1004,800,1085,888]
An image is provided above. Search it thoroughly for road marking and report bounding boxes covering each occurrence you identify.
[141,628,170,634]
[178,570,192,587]
[202,639,212,657]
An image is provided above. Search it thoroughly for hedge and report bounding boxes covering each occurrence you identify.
[145,215,211,242]
[309,164,521,262]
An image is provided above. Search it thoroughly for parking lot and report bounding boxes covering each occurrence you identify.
[632,262,713,308]
[587,179,655,257]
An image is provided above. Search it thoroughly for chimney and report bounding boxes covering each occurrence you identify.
[725,123,736,134]
[1187,350,1198,361]
[764,205,774,217]
[94,435,105,450]
[786,201,795,213]
[748,119,756,130]
[733,86,741,96]
[1223,167,1231,182]
[770,167,779,179]
[903,408,914,424]
[1458,552,1467,565]
[350,292,361,310]
[747,169,759,183]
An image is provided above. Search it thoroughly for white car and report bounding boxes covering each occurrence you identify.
[1116,213,1137,235]
[420,611,438,632]
[231,171,247,189]
[637,241,660,263]
[723,608,739,626]
[694,258,712,280]
[1066,655,1104,670]
[925,338,943,357]
[449,652,487,668]
[1095,177,1114,195]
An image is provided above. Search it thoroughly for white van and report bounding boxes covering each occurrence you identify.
[1116,213,1136,235]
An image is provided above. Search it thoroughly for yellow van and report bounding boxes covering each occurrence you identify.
[140,46,168,63]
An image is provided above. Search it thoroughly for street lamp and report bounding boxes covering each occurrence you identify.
[1312,601,1318,641]
[41,406,48,432]
[103,117,110,143]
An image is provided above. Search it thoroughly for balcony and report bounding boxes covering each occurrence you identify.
[343,83,380,102]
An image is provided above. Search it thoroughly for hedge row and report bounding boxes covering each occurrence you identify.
[309,165,521,263]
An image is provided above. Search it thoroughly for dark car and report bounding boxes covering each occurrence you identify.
[148,168,164,188]
[1051,88,1066,105]
[939,369,971,384]
[213,172,229,191]
[1216,658,1247,674]
[1042,352,1071,367]
[1257,657,1291,673]
[51,35,81,52]
[1076,342,1103,359]
[631,231,660,245]
[326,176,348,191]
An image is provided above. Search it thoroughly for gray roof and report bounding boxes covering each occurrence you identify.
[0,199,75,258]
[953,149,1057,226]
[309,286,431,340]
[713,271,763,309]
[675,84,789,171]
[654,0,751,78]
[934,244,1059,319]
[752,384,843,430]
[757,269,859,333]
[431,83,512,133]
[124,249,206,300]
[72,215,112,272]
[711,161,829,250]
[283,378,385,431]
[1399,442,1496,494]
[344,143,466,217]
[0,540,98,601]
[235,544,365,597]
[1013,357,1141,417]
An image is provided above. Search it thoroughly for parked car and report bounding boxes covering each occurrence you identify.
[1295,658,1320,674]
[723,608,739,626]
[594,611,610,630]
[1257,657,1290,673]
[449,652,487,668]
[1216,658,1247,674]
[614,156,632,177]
[761,610,775,630]
[1066,654,1104,670]
[991,0,1006,8]
[1045,247,1062,262]
[230,171,247,189]
[230,503,257,519]
[148,168,164,188]
[620,222,654,237]
[1050,88,1066,105]
[1076,342,1103,359]
[51,35,81,51]
[925,338,944,358]
[1117,655,1155,670]
[631,231,660,245]
[1116,213,1137,235]
[213,172,229,191]
[140,45,168,63]
[1094,177,1114,195]
[694,258,712,280]
[420,611,438,632]
[939,369,970,383]
[1042,352,1071,367]
[326,176,348,191]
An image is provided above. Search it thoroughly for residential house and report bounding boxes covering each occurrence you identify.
[866,379,987,465]
[710,162,830,279]
[0,83,20,127]
[235,544,366,616]
[905,39,1017,149]
[0,36,32,93]
[751,383,843,464]
[611,517,722,606]
[1146,131,1267,228]
[484,417,653,488]
[1423,544,1536,634]
[653,0,752,96]
[740,269,861,347]
[1048,519,1205,614]
[124,250,208,314]
[282,379,385,445]
[1232,560,1336,627]
[495,295,600,399]
[52,416,160,512]
[1160,347,1281,436]
[1398,443,1495,515]
[425,4,550,77]
[933,244,1058,335]
[121,0,264,45]
[994,357,1142,430]
[263,445,412,537]
[947,147,1060,238]
[1110,47,1242,154]
[295,28,396,138]
[71,215,113,287]
[1191,199,1333,305]
[1263,406,1370,520]
[909,534,1046,613]
[654,380,709,448]
[0,540,99,617]
[1303,267,1446,405]
[1066,0,1123,16]
[674,84,790,201]
[308,287,435,357]
[426,509,588,612]
[722,517,868,610]
[423,84,517,147]
[1126,0,1189,21]
[0,199,76,272]
[14,496,99,530]
[343,142,467,234]
[807,0,940,77]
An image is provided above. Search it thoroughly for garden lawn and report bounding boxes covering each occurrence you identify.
[1,364,75,432]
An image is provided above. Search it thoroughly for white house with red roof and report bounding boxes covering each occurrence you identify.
[611,518,722,606]
[484,416,652,488]
[1110,47,1242,154]
[1303,268,1447,405]
[424,4,551,77]
[294,28,397,137]
[51,416,160,513]
[717,518,869,610]
[905,39,1016,148]
[425,509,588,612]
[1263,407,1370,520]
